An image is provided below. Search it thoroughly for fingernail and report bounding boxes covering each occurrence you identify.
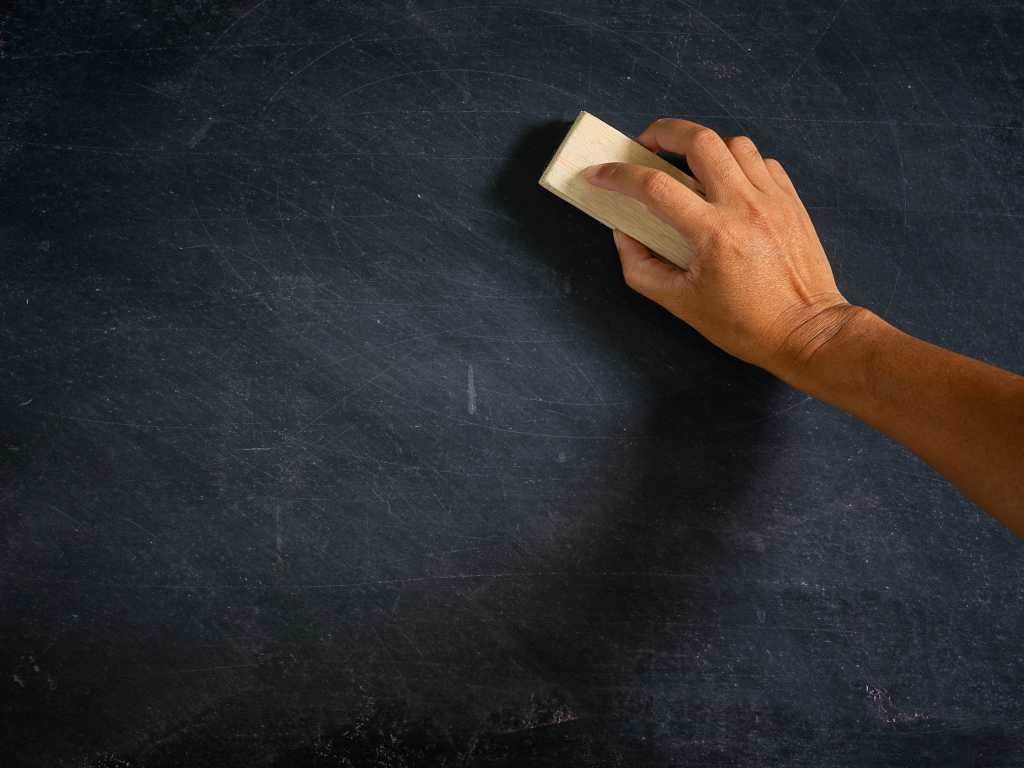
[581,165,601,183]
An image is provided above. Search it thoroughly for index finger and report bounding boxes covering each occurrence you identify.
[637,118,751,200]
[583,161,714,242]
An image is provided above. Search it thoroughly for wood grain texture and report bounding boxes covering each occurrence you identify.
[539,111,703,269]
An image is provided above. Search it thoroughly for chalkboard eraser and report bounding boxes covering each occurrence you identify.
[538,111,702,270]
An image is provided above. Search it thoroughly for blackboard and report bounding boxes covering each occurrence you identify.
[3,2,1023,765]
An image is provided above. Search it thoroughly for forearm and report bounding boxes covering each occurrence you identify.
[782,308,1024,533]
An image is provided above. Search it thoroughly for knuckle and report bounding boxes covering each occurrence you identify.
[726,135,759,157]
[692,127,721,152]
[698,223,727,254]
[743,198,772,227]
[765,158,792,186]
[710,151,738,179]
[621,263,643,291]
[640,170,675,202]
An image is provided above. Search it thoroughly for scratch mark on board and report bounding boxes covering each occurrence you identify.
[191,199,275,312]
[265,36,357,106]
[777,0,850,94]
[213,0,273,46]
[882,265,902,316]
[122,517,157,539]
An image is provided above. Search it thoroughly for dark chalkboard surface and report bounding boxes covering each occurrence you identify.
[3,2,1023,765]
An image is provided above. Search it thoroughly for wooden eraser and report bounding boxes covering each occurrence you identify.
[539,111,701,269]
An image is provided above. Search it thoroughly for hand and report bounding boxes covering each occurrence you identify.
[583,118,865,383]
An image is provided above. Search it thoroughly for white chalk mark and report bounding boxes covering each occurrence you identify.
[186,118,213,149]
[275,508,283,556]
[466,364,477,415]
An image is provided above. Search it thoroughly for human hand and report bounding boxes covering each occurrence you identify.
[583,118,865,382]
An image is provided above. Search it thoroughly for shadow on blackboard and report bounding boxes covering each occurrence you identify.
[480,120,781,755]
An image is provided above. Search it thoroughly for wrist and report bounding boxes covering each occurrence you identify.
[770,303,885,396]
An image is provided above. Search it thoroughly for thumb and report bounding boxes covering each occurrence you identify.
[612,230,693,312]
